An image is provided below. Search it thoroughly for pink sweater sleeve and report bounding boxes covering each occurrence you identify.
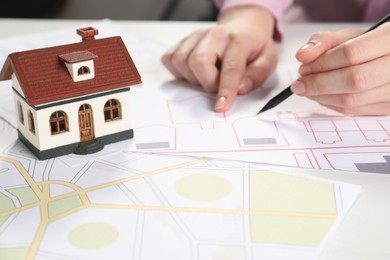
[214,0,294,41]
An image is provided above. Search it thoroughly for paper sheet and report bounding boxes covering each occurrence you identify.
[0,141,360,260]
[0,19,364,260]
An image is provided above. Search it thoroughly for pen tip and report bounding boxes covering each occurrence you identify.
[256,109,265,115]
[256,104,271,116]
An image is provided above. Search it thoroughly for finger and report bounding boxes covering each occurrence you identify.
[214,37,251,112]
[307,83,390,109]
[188,28,229,93]
[296,28,363,66]
[165,29,207,85]
[161,43,187,80]
[299,24,390,75]
[238,39,277,95]
[292,54,390,96]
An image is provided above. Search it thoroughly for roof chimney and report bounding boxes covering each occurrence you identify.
[77,27,99,41]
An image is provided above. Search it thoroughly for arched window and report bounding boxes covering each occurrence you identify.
[50,111,69,135]
[28,111,35,135]
[104,99,122,122]
[17,101,24,125]
[78,66,90,75]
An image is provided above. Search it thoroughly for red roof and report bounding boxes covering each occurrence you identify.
[0,36,141,106]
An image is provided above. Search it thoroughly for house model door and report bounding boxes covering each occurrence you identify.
[78,104,95,142]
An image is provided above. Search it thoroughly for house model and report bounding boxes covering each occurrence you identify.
[0,27,142,160]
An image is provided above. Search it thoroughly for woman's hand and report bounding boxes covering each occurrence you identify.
[161,6,277,112]
[292,23,390,115]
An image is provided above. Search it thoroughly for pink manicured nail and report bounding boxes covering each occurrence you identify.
[291,80,306,95]
[299,65,312,76]
[214,96,227,111]
[299,41,317,50]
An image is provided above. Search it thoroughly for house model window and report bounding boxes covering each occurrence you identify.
[17,101,24,125]
[78,66,90,76]
[28,111,35,135]
[58,50,98,82]
[104,99,122,122]
[50,111,69,135]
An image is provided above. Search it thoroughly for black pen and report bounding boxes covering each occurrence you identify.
[257,12,390,115]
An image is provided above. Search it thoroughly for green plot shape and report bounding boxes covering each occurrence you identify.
[0,194,15,213]
[7,186,39,206]
[251,215,335,246]
[0,247,29,260]
[68,222,119,249]
[249,170,337,247]
[175,174,232,201]
[48,195,82,218]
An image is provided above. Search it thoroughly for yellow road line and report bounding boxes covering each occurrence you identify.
[48,205,87,223]
[83,157,212,193]
[36,180,90,206]
[0,202,40,217]
[0,157,42,199]
[27,199,48,260]
[90,204,338,219]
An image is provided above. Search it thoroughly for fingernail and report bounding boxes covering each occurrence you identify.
[238,77,253,94]
[214,96,227,111]
[299,41,317,51]
[299,65,311,76]
[291,80,306,95]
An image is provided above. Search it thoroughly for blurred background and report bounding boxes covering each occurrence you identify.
[0,0,218,21]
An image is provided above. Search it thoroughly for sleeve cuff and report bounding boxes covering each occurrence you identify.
[215,0,293,42]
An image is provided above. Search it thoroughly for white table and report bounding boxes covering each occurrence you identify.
[0,18,389,260]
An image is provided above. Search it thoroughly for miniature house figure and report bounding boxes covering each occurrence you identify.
[0,27,142,160]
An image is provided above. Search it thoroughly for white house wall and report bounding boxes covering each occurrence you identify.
[93,91,132,138]
[35,90,132,151]
[65,60,95,82]
[12,74,25,99]
[13,92,40,148]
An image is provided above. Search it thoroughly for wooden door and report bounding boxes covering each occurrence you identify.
[78,104,94,142]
